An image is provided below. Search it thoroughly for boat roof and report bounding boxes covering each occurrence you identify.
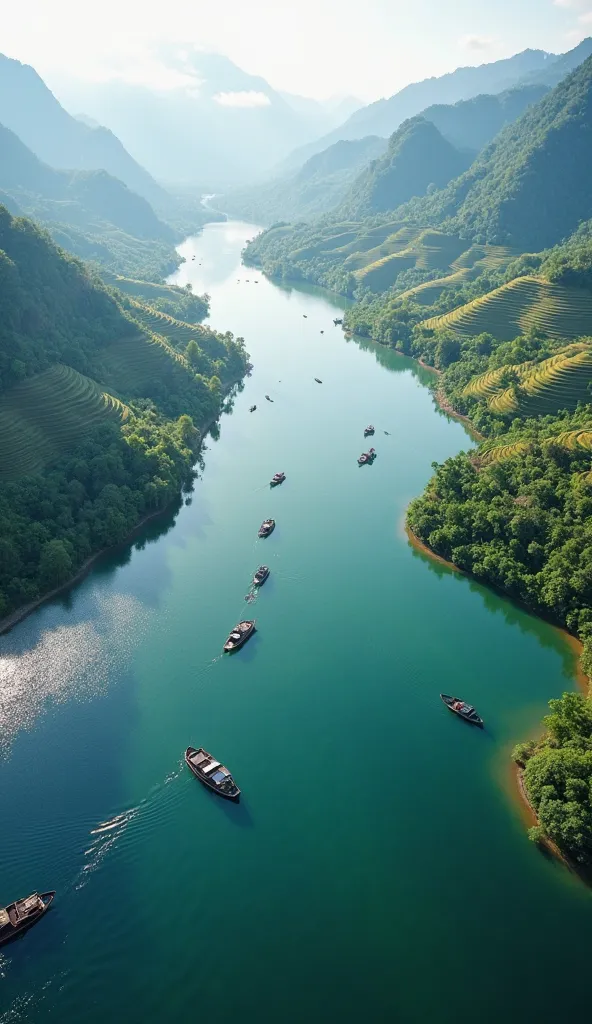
[202,760,221,774]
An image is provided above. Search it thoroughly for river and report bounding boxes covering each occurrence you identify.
[1,219,590,1023]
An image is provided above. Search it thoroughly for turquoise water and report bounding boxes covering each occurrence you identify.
[1,220,590,1023]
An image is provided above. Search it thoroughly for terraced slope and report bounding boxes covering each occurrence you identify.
[489,347,592,416]
[100,330,194,396]
[463,364,528,401]
[479,426,592,464]
[0,365,128,480]
[399,244,516,305]
[128,301,227,363]
[422,276,592,341]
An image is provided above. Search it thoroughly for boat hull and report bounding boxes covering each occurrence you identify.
[0,892,55,947]
[185,751,240,802]
[223,623,256,652]
[440,693,483,727]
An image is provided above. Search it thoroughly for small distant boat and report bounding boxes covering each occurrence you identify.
[253,565,270,586]
[223,619,256,652]
[314,378,323,384]
[0,892,55,947]
[441,694,484,727]
[254,280,259,284]
[384,431,390,435]
[320,330,324,334]
[270,472,286,487]
[265,395,274,402]
[258,519,275,538]
[185,747,240,802]
[303,314,308,318]
[333,318,343,326]
[192,256,196,260]
[358,448,376,466]
[364,425,375,436]
[249,405,257,412]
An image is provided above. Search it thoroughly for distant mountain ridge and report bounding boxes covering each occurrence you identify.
[281,48,556,173]
[0,54,167,207]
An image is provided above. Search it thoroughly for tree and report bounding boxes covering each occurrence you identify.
[39,539,73,588]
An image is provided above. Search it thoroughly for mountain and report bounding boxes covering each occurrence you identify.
[220,135,387,224]
[281,48,555,173]
[0,54,167,207]
[0,123,172,241]
[421,83,549,154]
[521,37,592,88]
[337,118,472,219]
[51,52,334,187]
[408,53,592,250]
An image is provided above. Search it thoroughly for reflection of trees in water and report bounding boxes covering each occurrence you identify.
[407,535,579,682]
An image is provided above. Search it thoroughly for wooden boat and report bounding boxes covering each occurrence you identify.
[0,892,55,947]
[258,519,275,538]
[223,619,256,652]
[364,425,375,436]
[441,693,484,727]
[185,747,240,802]
[253,565,270,586]
[249,405,257,412]
[333,318,343,325]
[265,395,274,402]
[270,471,285,486]
[314,378,323,384]
[303,314,308,318]
[358,448,376,466]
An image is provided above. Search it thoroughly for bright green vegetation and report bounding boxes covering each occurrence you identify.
[422,276,592,342]
[513,693,592,862]
[337,118,471,220]
[0,364,128,480]
[0,206,248,619]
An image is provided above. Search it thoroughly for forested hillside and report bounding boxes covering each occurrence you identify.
[0,206,247,620]
[337,118,471,219]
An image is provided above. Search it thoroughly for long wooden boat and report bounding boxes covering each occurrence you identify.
[0,892,55,947]
[224,620,255,652]
[185,747,240,802]
[364,425,375,436]
[258,518,275,538]
[441,693,484,727]
[270,472,285,487]
[358,448,376,465]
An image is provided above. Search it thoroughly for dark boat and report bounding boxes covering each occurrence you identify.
[303,314,308,318]
[258,518,275,538]
[270,471,286,486]
[358,448,376,466]
[333,318,343,325]
[320,330,324,334]
[0,892,55,947]
[364,425,375,436]
[253,565,270,586]
[265,395,274,402]
[314,378,323,384]
[185,747,240,802]
[441,693,484,727]
[223,619,256,652]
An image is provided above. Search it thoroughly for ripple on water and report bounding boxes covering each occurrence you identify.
[0,593,152,753]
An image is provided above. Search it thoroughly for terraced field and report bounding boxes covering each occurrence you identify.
[100,330,194,396]
[128,301,227,362]
[397,244,516,306]
[463,364,527,401]
[479,426,592,465]
[489,347,592,416]
[0,365,128,481]
[422,276,592,342]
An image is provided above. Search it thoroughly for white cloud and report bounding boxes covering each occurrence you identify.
[213,90,271,107]
[459,34,495,52]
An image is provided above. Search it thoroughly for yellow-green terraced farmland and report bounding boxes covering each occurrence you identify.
[422,276,592,341]
[479,441,530,464]
[463,363,527,399]
[0,365,128,481]
[344,225,422,271]
[488,347,592,416]
[551,428,592,450]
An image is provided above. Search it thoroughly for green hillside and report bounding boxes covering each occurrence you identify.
[337,117,471,220]
[422,276,592,341]
[0,364,127,480]
[405,54,592,250]
[0,205,248,619]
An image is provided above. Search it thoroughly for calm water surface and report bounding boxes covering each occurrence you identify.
[1,220,590,1023]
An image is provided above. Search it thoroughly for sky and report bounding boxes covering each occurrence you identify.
[2,0,592,101]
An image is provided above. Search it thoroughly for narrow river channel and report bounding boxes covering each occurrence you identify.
[1,220,590,1023]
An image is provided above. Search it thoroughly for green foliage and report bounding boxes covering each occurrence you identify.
[100,271,209,323]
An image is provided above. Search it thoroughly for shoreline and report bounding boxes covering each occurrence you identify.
[405,525,588,691]
[0,378,244,640]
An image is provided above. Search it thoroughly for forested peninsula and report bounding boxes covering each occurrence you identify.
[0,207,248,627]
[242,49,592,865]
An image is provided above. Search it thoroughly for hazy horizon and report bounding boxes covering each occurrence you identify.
[3,0,591,104]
